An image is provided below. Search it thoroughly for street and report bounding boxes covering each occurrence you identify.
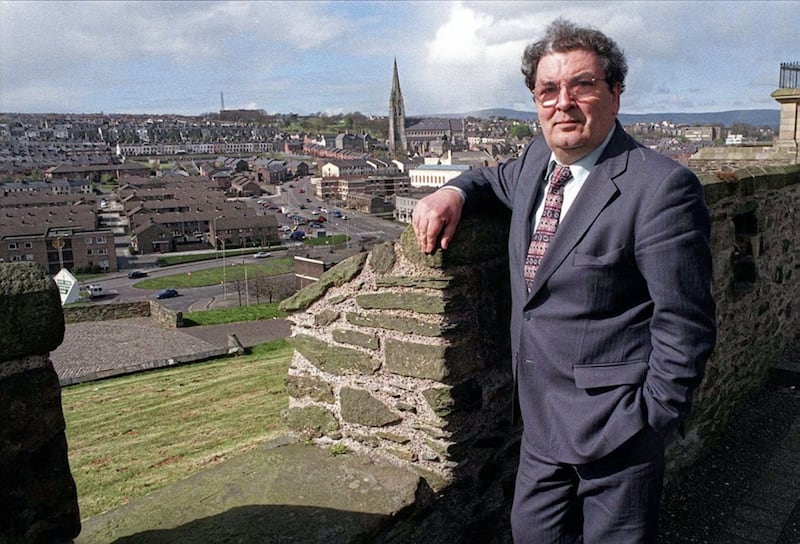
[84,177,407,314]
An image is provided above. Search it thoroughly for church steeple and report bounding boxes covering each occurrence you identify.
[388,58,407,156]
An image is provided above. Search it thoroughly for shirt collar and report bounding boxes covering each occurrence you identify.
[547,124,616,181]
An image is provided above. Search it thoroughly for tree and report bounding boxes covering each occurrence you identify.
[509,124,533,140]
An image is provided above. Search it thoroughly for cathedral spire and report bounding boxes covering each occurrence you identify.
[389,58,407,156]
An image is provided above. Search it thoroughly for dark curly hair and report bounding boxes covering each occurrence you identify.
[521,18,627,94]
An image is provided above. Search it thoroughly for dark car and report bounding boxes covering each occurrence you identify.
[127,271,148,279]
[156,288,178,299]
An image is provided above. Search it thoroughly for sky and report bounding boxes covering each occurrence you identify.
[0,0,797,117]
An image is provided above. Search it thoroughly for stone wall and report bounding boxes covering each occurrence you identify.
[280,207,515,489]
[280,165,800,510]
[0,262,81,543]
[674,164,800,470]
[63,300,183,328]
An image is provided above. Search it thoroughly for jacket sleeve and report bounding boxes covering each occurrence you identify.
[444,140,539,213]
[636,165,717,437]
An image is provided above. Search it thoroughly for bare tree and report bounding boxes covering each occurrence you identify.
[250,273,298,303]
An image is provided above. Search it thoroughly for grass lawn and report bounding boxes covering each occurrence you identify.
[134,257,294,290]
[62,339,293,520]
[182,302,286,326]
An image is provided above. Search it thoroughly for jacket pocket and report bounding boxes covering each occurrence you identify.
[573,246,626,267]
[573,360,648,389]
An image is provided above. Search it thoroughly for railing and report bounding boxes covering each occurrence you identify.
[779,61,800,89]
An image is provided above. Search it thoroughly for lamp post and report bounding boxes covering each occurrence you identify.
[214,216,227,300]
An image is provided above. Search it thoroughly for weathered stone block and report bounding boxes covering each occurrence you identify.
[375,276,453,289]
[282,406,339,438]
[422,379,483,417]
[0,262,64,362]
[332,328,380,350]
[280,252,367,312]
[399,211,509,269]
[314,308,340,327]
[340,387,402,427]
[288,333,380,375]
[385,339,448,381]
[369,241,396,274]
[356,292,445,314]
[346,312,447,337]
[285,374,335,403]
[377,431,411,444]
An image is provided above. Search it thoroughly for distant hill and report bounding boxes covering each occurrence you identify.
[428,108,780,129]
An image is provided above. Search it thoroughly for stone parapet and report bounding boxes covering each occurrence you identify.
[0,262,80,543]
[63,300,183,328]
[281,166,800,503]
[280,210,515,489]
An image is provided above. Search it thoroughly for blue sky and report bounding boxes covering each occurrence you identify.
[0,0,797,116]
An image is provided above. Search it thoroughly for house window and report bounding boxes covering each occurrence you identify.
[25,254,34,261]
[9,255,21,261]
[24,241,33,249]
[87,249,93,255]
[85,237,93,244]
[96,236,106,244]
[8,242,18,250]
[97,248,108,255]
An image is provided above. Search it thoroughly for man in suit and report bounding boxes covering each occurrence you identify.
[412,18,716,543]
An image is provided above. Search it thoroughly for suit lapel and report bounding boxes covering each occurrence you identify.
[526,124,631,300]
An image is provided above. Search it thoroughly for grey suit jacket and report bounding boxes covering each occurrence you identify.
[449,122,716,463]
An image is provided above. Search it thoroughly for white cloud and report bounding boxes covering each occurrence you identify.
[1,0,797,115]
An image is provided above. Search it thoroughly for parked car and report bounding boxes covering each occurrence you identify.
[156,288,179,299]
[289,230,306,241]
[127,270,148,279]
[254,252,272,259]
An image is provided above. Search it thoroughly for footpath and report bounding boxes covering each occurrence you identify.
[55,323,800,544]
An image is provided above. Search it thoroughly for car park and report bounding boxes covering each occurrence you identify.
[127,270,148,279]
[156,288,179,299]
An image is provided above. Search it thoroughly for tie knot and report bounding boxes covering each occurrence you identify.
[551,165,573,188]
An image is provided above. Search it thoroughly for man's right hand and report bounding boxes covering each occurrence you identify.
[411,188,464,254]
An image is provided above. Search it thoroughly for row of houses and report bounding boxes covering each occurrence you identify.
[120,176,280,255]
[0,203,117,274]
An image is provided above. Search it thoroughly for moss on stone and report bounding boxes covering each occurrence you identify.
[280,252,367,312]
[314,308,340,327]
[356,292,445,314]
[332,328,380,350]
[0,262,65,362]
[369,242,396,275]
[375,277,453,289]
[282,406,339,439]
[339,387,402,427]
[346,312,446,337]
[288,334,379,375]
[385,339,448,381]
[285,374,335,403]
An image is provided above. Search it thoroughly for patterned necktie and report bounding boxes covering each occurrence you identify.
[524,164,573,291]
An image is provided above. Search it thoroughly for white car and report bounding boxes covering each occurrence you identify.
[254,252,272,259]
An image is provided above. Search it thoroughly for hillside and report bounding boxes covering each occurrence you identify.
[428,108,780,129]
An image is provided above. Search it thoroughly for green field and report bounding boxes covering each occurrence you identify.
[134,257,294,290]
[63,340,293,519]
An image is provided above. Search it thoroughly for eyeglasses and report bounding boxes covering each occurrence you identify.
[533,76,608,107]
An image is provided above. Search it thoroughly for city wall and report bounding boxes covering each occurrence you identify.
[0,164,798,542]
[0,263,80,543]
[63,300,183,328]
[279,164,800,536]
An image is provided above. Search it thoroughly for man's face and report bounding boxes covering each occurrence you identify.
[534,49,621,164]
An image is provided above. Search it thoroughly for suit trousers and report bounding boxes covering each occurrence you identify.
[511,425,665,544]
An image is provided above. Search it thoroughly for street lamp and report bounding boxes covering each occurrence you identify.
[213,215,227,300]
